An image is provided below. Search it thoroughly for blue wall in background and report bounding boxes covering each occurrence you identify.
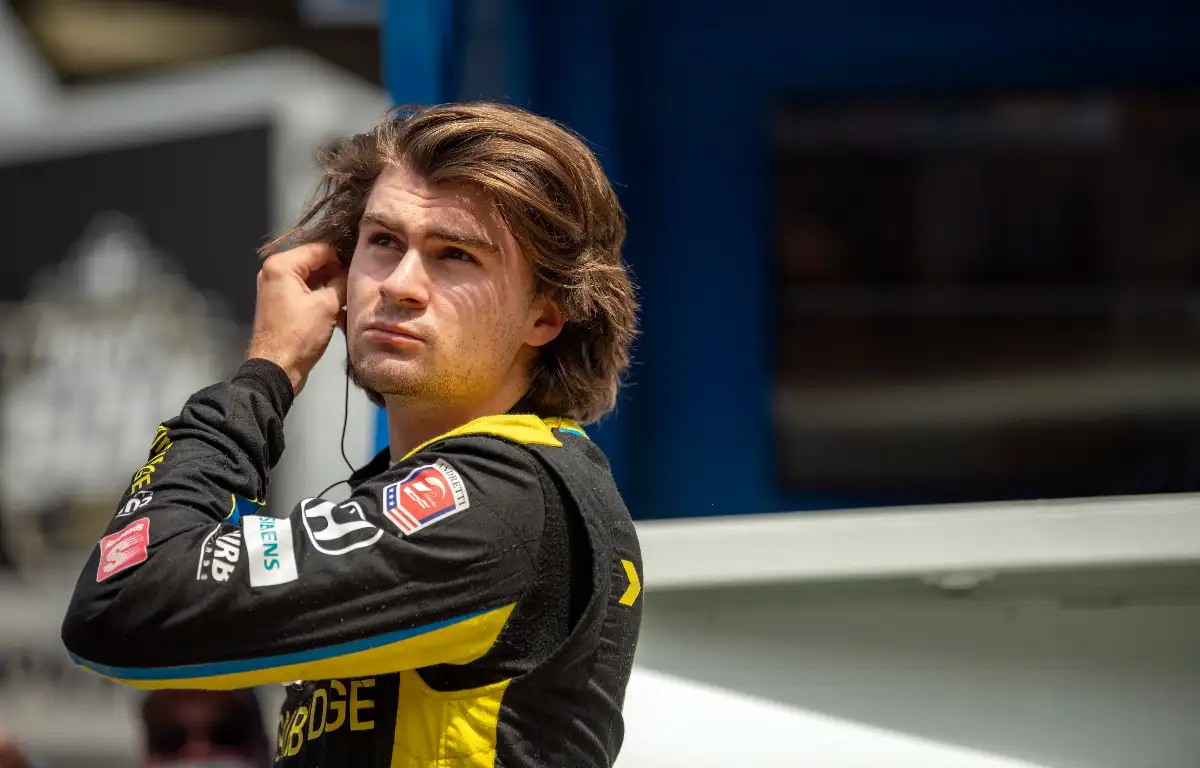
[390,0,1200,519]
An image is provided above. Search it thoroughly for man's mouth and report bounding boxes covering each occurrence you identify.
[363,321,425,347]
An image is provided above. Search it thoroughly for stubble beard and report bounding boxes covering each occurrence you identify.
[347,338,484,410]
[347,318,528,410]
[348,345,433,402]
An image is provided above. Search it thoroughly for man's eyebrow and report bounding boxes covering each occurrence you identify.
[428,228,500,255]
[360,210,403,232]
[360,210,500,255]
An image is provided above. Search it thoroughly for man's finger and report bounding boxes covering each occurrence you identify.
[326,273,348,308]
[272,242,341,280]
[313,272,348,317]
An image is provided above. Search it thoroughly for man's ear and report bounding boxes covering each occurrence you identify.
[525,296,565,348]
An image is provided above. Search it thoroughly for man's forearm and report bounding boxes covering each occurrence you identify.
[61,361,293,669]
[60,360,537,690]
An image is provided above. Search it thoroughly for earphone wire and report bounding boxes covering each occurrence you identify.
[315,337,357,499]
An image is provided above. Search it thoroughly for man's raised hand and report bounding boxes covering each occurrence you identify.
[247,243,349,394]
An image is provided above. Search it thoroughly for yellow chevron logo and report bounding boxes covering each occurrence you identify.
[619,559,641,606]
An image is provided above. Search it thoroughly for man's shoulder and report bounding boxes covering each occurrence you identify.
[356,415,608,534]
[385,419,562,546]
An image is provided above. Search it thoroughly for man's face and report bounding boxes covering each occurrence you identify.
[346,165,560,407]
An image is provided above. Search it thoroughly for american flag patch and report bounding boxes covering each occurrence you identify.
[382,459,470,535]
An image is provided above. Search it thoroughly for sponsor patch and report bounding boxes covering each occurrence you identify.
[97,518,150,582]
[382,459,470,535]
[196,526,220,579]
[301,499,382,555]
[244,515,298,587]
[116,490,154,518]
[197,525,242,582]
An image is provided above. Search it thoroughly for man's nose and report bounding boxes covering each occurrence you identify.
[379,250,431,307]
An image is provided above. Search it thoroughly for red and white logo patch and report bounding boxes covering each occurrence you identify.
[96,518,151,582]
[382,459,470,535]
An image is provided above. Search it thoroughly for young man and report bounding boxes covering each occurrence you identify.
[61,103,642,767]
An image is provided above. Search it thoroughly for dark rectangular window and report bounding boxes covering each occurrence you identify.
[772,94,1200,505]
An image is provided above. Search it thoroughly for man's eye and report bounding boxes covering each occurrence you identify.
[368,233,398,248]
[441,247,477,264]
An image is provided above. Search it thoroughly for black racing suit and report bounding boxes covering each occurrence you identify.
[61,359,643,767]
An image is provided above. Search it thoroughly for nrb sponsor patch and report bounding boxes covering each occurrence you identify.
[243,515,298,587]
[196,525,242,583]
[382,459,470,535]
[97,518,150,582]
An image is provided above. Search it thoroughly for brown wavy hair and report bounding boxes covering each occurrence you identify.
[263,102,637,424]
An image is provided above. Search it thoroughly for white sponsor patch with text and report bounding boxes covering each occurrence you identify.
[243,515,297,587]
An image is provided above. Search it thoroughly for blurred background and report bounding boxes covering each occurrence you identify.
[0,0,1199,766]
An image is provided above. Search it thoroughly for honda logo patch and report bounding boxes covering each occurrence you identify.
[301,499,383,555]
